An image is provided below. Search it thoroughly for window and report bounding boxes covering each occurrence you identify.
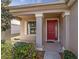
[28,21,36,34]
[11,19,20,34]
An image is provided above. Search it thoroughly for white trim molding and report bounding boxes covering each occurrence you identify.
[36,48,44,51]
[35,13,43,17]
[62,11,70,17]
[11,9,67,16]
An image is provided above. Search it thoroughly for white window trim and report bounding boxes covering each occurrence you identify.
[27,20,36,36]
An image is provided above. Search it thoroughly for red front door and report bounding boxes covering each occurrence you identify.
[47,20,58,41]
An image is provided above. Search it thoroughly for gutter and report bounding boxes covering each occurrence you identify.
[9,1,66,9]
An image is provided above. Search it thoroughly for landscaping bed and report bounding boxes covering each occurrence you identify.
[59,50,77,59]
[1,40,37,59]
[59,53,64,59]
[1,40,13,59]
[13,42,36,59]
[1,40,45,59]
[64,50,77,59]
[36,51,45,59]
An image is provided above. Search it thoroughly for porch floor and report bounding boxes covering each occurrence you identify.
[44,42,62,59]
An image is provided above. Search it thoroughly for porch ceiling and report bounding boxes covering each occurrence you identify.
[44,13,62,18]
[18,14,35,20]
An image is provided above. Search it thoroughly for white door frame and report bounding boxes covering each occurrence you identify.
[46,18,60,42]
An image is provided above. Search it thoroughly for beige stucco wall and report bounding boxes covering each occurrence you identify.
[20,16,36,43]
[1,29,11,40]
[68,2,78,56]
[61,1,78,56]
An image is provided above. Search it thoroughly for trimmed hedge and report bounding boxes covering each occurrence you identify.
[64,50,77,59]
[13,42,36,59]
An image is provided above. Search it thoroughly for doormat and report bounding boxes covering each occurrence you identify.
[47,41,55,43]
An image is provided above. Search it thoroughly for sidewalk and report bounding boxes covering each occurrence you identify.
[44,42,62,59]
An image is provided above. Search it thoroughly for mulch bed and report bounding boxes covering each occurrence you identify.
[59,53,64,59]
[36,51,45,59]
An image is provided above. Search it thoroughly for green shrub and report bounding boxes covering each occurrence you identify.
[64,50,77,59]
[1,40,12,59]
[13,42,36,59]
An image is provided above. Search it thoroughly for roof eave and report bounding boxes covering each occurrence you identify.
[9,1,66,9]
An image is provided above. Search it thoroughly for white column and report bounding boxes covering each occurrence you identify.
[62,11,70,49]
[35,13,43,51]
[20,19,26,39]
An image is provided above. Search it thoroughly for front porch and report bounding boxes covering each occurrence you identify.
[11,11,70,51]
[13,13,59,49]
[10,10,71,59]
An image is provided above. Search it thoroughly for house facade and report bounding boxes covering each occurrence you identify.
[9,0,78,56]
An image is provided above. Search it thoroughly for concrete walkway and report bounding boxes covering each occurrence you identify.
[44,42,62,59]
